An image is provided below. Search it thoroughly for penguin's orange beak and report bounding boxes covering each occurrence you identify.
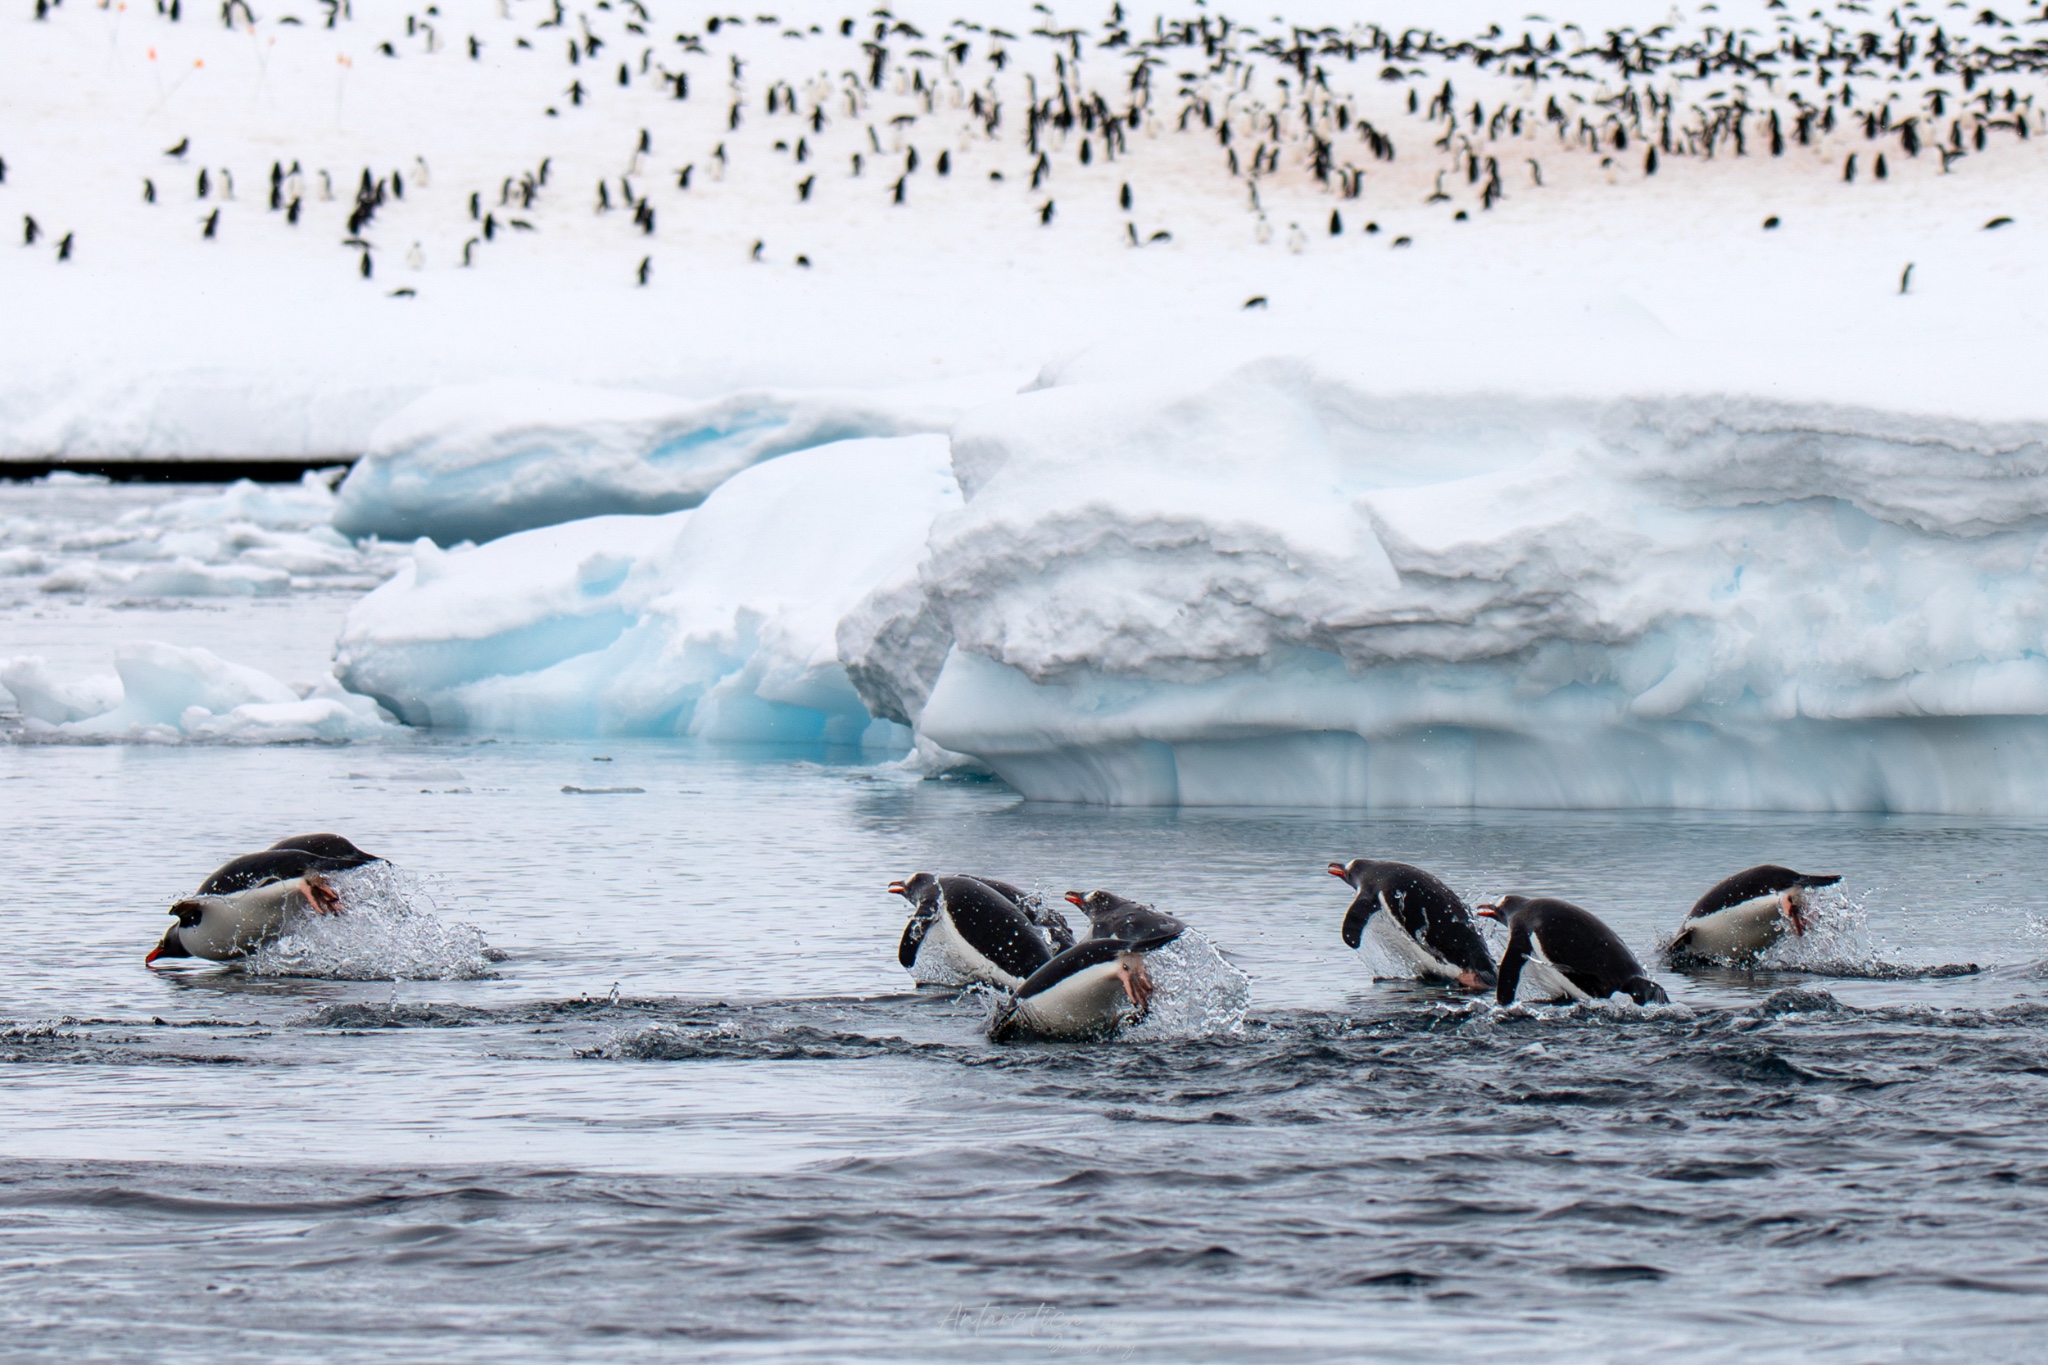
[887,881,906,896]
[1064,891,1086,907]
[1476,903,1504,921]
[144,944,164,966]
[1327,863,1347,878]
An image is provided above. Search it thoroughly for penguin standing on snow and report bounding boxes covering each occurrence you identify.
[890,873,1054,990]
[989,890,1186,1041]
[1667,865,1841,963]
[1478,896,1668,1006]
[1328,858,1495,990]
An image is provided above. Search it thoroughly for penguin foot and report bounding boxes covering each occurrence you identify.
[301,873,343,916]
[1117,952,1154,1015]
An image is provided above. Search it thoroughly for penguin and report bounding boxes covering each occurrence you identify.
[889,872,1053,990]
[1062,889,1183,950]
[146,872,344,965]
[990,888,1187,1041]
[1667,865,1841,963]
[1477,896,1668,1006]
[1328,859,1495,991]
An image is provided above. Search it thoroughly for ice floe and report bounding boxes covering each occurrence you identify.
[334,434,957,742]
[2,642,398,743]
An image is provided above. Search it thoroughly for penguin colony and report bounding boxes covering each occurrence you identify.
[11,1,2048,281]
[147,836,1832,1040]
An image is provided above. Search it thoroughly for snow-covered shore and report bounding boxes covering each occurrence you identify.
[12,1,2048,809]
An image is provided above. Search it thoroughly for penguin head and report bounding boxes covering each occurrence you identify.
[145,919,193,966]
[1475,895,1534,925]
[1328,858,1377,888]
[888,872,939,906]
[1064,889,1140,917]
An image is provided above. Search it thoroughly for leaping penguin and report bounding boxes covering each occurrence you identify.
[890,873,1054,990]
[1668,865,1841,963]
[1478,896,1668,1006]
[989,889,1187,1041]
[1329,859,1495,990]
[147,873,344,964]
[146,834,381,965]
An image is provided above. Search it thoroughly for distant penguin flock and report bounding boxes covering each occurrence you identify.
[13,3,2046,287]
[142,838,1842,1042]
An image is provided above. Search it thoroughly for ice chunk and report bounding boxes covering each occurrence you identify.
[7,643,399,743]
[334,435,957,741]
[333,377,1013,546]
[844,358,2048,813]
[0,656,123,725]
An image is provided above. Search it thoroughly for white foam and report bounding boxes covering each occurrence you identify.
[243,864,495,981]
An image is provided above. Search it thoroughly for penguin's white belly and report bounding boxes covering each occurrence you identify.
[1011,959,1132,1038]
[923,908,1023,990]
[1680,895,1789,959]
[179,879,312,960]
[1367,904,1461,981]
[1514,951,1593,1004]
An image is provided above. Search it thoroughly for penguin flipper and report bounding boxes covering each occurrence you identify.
[1495,926,1531,1005]
[897,909,934,969]
[1340,890,1380,949]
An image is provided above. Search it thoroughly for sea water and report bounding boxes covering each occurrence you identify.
[4,727,2047,1362]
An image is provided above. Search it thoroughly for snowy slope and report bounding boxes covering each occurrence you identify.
[9,0,2048,455]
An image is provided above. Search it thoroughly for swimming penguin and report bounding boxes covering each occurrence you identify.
[196,833,382,896]
[1329,859,1496,991]
[1062,888,1184,950]
[1668,865,1841,963]
[1477,896,1668,1006]
[990,889,1188,1041]
[146,872,343,965]
[889,873,1053,990]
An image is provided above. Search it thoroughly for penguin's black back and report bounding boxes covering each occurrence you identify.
[1339,860,1493,981]
[1497,896,1664,1005]
[196,834,381,895]
[940,876,1053,980]
[1688,865,1840,920]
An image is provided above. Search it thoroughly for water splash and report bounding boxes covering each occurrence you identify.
[1114,931,1252,1042]
[243,864,496,981]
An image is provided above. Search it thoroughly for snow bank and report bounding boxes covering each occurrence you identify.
[334,435,957,741]
[332,376,1015,545]
[831,357,2048,813]
[3,642,398,743]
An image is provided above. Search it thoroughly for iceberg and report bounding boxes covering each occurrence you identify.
[835,358,2048,813]
[332,378,1014,546]
[334,435,958,742]
[3,643,398,743]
